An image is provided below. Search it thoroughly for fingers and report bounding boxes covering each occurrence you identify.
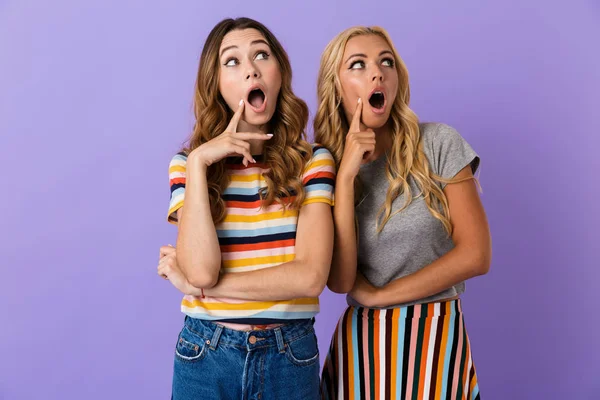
[160,245,175,258]
[345,129,376,165]
[357,142,375,154]
[158,244,178,280]
[349,98,363,133]
[157,263,169,280]
[225,99,245,133]
[236,148,254,167]
[361,143,376,153]
[360,144,376,164]
[223,137,253,166]
[229,133,272,166]
[158,253,177,279]
[231,132,273,141]
[347,132,376,146]
[352,132,376,143]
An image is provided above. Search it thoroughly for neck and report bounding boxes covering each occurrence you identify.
[237,120,269,155]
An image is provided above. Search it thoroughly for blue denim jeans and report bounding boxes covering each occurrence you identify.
[171,317,320,400]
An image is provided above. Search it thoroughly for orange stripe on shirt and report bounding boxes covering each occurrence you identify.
[220,239,296,252]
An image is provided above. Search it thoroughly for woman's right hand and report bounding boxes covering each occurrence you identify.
[158,245,193,295]
[189,100,272,168]
[338,98,376,181]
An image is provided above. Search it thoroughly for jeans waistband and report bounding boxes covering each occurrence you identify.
[183,316,315,352]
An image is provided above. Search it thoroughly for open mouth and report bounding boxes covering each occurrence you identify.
[369,91,385,110]
[247,88,266,111]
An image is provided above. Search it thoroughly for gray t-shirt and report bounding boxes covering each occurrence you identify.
[347,123,480,308]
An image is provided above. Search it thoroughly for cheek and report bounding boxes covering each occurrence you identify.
[386,73,399,99]
[340,76,363,111]
[218,72,240,108]
[265,65,282,89]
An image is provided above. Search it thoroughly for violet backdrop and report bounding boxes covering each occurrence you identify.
[1,1,598,399]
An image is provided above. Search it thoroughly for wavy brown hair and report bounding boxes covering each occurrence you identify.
[314,26,473,234]
[183,18,312,223]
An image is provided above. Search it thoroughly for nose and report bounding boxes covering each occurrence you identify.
[371,65,383,82]
[246,63,260,80]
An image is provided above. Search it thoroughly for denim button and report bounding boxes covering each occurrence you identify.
[248,335,257,344]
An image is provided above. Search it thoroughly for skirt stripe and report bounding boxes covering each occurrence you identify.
[379,310,387,399]
[406,305,419,397]
[422,308,439,399]
[357,309,367,399]
[321,299,480,400]
[429,309,445,400]
[395,307,406,399]
[401,306,412,399]
[374,310,381,400]
[412,304,427,399]
[352,309,361,398]
[390,308,400,399]
[384,309,393,400]
[440,302,455,399]
[341,307,350,399]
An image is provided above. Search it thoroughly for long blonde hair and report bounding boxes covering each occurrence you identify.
[184,18,312,223]
[314,26,471,234]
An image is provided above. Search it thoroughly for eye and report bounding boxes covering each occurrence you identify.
[255,51,270,60]
[382,58,395,67]
[349,60,365,70]
[224,58,238,67]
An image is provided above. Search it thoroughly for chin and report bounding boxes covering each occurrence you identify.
[362,113,390,130]
[243,112,272,127]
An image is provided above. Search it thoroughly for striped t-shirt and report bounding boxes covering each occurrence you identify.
[167,145,335,321]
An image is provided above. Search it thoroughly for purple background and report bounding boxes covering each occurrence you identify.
[1,1,598,399]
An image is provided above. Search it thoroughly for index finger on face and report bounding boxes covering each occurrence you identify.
[226,99,245,133]
[349,98,363,133]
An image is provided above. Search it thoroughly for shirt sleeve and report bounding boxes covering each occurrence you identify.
[424,123,480,188]
[301,145,336,206]
[167,152,187,224]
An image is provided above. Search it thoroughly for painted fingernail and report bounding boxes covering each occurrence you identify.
[252,158,257,163]
[358,98,361,104]
[239,99,244,105]
[266,134,273,137]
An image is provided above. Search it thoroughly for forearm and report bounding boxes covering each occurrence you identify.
[361,166,491,308]
[373,246,490,307]
[328,175,358,293]
[177,160,221,288]
[203,259,328,301]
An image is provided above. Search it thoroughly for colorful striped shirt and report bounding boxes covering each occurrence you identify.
[167,145,335,321]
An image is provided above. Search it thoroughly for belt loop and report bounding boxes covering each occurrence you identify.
[274,327,285,354]
[209,324,223,351]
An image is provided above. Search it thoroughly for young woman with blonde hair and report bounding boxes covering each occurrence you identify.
[315,26,491,400]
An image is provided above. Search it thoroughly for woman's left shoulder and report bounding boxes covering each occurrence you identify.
[301,144,335,179]
[419,122,463,144]
[419,122,479,178]
[310,143,333,158]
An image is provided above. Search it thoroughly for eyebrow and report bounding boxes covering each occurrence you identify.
[220,39,270,57]
[345,50,394,64]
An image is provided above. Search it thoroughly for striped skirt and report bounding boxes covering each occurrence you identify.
[320,299,480,400]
